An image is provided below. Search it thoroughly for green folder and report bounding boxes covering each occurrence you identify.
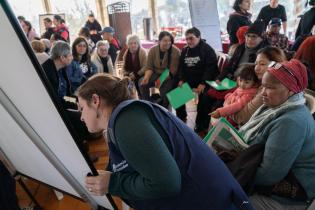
[159,68,170,87]
[166,83,195,109]
[206,78,237,90]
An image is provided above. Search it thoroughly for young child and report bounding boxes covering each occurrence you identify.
[210,63,259,123]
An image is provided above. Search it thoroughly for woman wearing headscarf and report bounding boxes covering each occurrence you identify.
[239,59,315,210]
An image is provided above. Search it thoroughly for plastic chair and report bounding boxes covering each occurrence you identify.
[217,52,229,72]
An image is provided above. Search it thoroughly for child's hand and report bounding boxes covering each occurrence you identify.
[210,110,220,119]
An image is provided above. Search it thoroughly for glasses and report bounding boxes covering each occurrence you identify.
[268,61,295,78]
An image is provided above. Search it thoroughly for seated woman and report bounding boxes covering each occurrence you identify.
[232,46,287,125]
[67,37,97,91]
[91,40,114,74]
[138,31,180,108]
[239,59,315,210]
[176,27,219,122]
[122,34,147,96]
[211,63,259,127]
[77,74,253,210]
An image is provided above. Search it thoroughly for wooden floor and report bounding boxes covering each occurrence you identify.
[16,101,197,210]
[16,137,123,210]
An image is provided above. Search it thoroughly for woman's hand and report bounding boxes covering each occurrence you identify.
[210,110,220,119]
[196,84,206,94]
[178,80,184,87]
[141,76,150,86]
[85,170,112,196]
[141,71,153,86]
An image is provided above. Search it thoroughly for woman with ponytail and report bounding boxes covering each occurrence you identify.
[77,73,253,210]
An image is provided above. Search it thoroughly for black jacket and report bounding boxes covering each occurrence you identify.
[178,40,219,88]
[295,8,315,39]
[227,12,252,45]
[41,59,75,109]
[41,27,55,40]
[218,40,269,81]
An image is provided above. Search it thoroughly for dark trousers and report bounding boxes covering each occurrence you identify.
[0,162,20,210]
[138,73,175,108]
[194,91,224,131]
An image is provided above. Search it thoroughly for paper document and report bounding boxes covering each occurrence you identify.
[204,117,248,153]
[158,68,170,87]
[166,83,195,109]
[206,78,237,90]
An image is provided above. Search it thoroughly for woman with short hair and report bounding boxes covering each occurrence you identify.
[31,40,49,65]
[91,40,114,75]
[122,34,147,96]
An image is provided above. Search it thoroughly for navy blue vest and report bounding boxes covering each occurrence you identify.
[107,100,253,210]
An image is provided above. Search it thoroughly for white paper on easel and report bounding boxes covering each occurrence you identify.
[188,0,222,51]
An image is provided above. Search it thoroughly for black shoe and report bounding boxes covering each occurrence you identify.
[178,116,187,123]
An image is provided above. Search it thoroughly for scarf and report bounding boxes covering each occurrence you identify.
[239,92,306,144]
[124,49,141,76]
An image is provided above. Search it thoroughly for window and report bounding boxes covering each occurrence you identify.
[157,0,191,39]
[8,0,44,36]
[217,0,309,39]
[130,0,149,39]
[130,0,191,40]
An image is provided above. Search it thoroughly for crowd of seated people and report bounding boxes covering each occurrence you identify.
[17,0,315,208]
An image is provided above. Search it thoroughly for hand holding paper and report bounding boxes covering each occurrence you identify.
[206,78,237,91]
[210,110,221,118]
[166,83,195,109]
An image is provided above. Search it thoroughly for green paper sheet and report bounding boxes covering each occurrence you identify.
[206,78,237,90]
[166,83,195,109]
[159,68,169,87]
